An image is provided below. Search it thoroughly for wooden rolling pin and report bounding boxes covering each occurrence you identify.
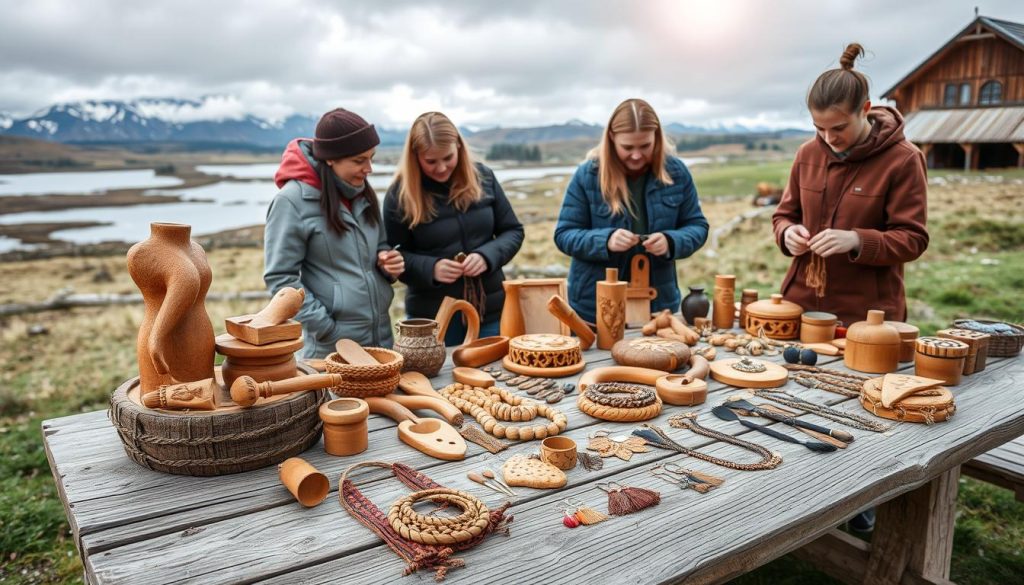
[546,294,596,350]
[142,378,218,410]
[230,373,341,407]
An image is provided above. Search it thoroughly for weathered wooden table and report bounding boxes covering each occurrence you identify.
[44,329,1024,585]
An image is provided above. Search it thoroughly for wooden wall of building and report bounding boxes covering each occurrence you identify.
[889,36,1024,114]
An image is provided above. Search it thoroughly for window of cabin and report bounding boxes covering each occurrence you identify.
[944,84,958,106]
[979,81,1003,105]
[959,83,972,105]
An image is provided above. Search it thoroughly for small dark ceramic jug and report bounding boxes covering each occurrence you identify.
[681,286,710,325]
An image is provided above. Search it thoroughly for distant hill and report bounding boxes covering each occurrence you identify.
[0,97,809,151]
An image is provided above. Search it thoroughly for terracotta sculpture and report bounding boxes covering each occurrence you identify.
[596,268,626,350]
[127,222,215,393]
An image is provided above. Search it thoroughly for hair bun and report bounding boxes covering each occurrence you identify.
[840,43,865,71]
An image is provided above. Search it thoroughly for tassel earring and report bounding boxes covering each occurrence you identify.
[597,482,660,516]
[563,498,608,525]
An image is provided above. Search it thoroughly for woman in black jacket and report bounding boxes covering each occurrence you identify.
[384,112,525,345]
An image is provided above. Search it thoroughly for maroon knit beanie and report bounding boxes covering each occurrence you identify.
[312,108,380,161]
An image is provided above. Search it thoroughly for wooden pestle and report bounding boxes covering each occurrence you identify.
[546,294,596,350]
[249,287,305,328]
[142,378,218,410]
[230,373,341,407]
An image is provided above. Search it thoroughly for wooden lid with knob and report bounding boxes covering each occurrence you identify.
[847,310,901,346]
[745,293,803,320]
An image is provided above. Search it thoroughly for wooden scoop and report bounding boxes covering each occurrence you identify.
[383,394,464,427]
[335,339,380,365]
[452,367,496,388]
[397,371,449,401]
[364,397,466,461]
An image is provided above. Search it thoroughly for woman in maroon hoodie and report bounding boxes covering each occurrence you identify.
[773,43,929,327]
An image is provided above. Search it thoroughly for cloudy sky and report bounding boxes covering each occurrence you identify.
[1,0,1020,129]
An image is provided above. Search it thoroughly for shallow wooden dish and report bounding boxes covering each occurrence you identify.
[655,375,707,406]
[709,358,788,388]
[451,336,509,368]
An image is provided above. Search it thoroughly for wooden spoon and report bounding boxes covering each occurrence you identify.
[452,367,496,388]
[364,397,466,461]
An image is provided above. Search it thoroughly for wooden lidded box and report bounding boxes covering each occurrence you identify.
[937,328,990,375]
[915,337,969,386]
[800,311,837,344]
[844,310,900,374]
[885,320,920,363]
[744,294,802,340]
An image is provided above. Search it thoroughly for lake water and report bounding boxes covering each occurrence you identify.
[0,169,183,196]
[0,159,706,251]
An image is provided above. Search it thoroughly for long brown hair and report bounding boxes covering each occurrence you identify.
[394,112,481,228]
[807,43,870,113]
[315,159,380,236]
[588,98,673,216]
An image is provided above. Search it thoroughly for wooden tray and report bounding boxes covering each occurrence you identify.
[709,358,788,388]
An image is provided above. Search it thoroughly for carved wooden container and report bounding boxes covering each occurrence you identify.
[844,310,900,374]
[596,268,626,349]
[885,320,920,363]
[713,274,736,330]
[215,333,303,389]
[937,328,990,375]
[744,294,802,340]
[800,311,837,344]
[914,337,969,386]
[502,334,584,377]
[394,319,445,377]
[319,398,370,456]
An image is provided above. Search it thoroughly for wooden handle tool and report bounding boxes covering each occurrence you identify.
[546,294,596,350]
[230,373,341,407]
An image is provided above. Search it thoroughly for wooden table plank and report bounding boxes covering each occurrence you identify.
[44,329,1023,585]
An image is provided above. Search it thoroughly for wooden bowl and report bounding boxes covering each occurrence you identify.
[451,336,509,367]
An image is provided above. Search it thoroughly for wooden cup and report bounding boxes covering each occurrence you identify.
[540,436,577,471]
[319,398,369,456]
[278,457,329,507]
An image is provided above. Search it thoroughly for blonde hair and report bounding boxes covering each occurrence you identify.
[588,98,673,216]
[394,112,481,228]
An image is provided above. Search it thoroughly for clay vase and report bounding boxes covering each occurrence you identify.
[394,319,446,377]
[680,286,710,325]
[596,268,627,350]
[713,275,736,330]
[127,222,215,393]
[499,280,525,338]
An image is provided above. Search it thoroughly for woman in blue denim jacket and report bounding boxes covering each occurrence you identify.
[554,99,709,323]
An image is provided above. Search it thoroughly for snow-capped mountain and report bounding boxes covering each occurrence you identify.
[2,98,322,147]
[0,97,808,148]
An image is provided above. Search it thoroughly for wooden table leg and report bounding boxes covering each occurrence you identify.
[863,465,960,585]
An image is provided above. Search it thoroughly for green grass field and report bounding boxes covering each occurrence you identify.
[1,157,1022,583]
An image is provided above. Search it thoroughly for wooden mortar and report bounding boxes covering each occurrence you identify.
[319,398,370,456]
[914,337,969,386]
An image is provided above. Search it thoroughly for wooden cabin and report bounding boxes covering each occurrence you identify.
[882,15,1024,169]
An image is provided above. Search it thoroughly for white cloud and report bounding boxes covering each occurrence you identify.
[0,0,1020,128]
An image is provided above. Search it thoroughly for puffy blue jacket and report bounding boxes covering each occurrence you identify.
[554,157,709,323]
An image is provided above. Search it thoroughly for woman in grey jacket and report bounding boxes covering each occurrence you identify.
[264,109,404,358]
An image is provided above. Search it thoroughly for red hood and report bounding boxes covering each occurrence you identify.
[274,139,321,189]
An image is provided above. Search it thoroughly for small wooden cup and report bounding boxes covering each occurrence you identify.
[278,457,329,507]
[540,436,577,471]
[319,398,370,456]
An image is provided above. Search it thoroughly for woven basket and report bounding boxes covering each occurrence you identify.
[952,319,1024,357]
[325,347,404,397]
